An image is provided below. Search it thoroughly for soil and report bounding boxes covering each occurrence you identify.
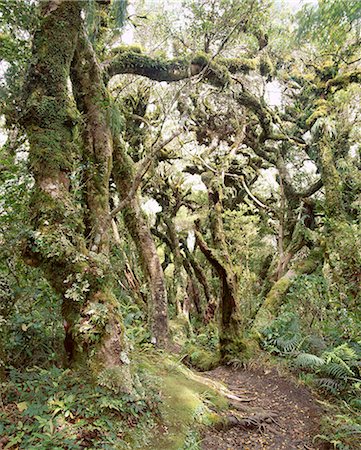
[201,365,327,450]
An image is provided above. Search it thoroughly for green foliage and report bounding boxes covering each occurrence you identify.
[261,307,361,448]
[182,323,220,371]
[297,0,361,49]
[0,365,160,449]
[317,414,361,450]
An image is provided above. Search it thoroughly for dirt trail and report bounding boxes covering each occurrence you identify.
[201,366,326,450]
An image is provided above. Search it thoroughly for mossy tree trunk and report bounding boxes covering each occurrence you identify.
[112,138,169,347]
[163,217,189,318]
[21,1,131,390]
[252,247,323,333]
[151,227,204,318]
[319,133,345,220]
[195,176,244,362]
[180,239,216,322]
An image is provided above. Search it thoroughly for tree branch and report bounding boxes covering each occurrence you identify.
[110,131,180,217]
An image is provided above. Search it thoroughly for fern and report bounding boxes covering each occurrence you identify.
[349,398,361,410]
[324,344,358,363]
[315,377,346,394]
[322,362,355,380]
[274,335,302,354]
[294,352,325,370]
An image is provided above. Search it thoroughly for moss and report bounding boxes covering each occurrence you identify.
[266,277,292,309]
[208,61,231,87]
[219,56,258,74]
[169,317,191,346]
[191,52,209,67]
[110,43,143,55]
[259,53,274,77]
[137,354,227,450]
[96,365,133,394]
[306,99,329,127]
[220,334,259,364]
[184,344,220,371]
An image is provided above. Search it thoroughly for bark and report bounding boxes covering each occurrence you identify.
[180,239,217,322]
[195,177,244,362]
[252,248,323,333]
[21,1,131,390]
[112,138,168,347]
[102,51,259,86]
[164,217,188,318]
[70,27,113,254]
[319,134,345,219]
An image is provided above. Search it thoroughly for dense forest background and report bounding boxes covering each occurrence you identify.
[0,0,360,448]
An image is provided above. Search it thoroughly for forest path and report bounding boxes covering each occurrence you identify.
[200,365,325,450]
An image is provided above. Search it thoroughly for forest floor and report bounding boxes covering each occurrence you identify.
[200,365,326,450]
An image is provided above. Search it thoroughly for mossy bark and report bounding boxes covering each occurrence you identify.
[112,138,168,347]
[70,27,113,254]
[164,217,189,318]
[252,248,323,333]
[319,134,345,219]
[21,1,131,390]
[196,177,244,362]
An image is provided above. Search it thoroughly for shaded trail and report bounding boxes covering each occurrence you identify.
[201,365,326,450]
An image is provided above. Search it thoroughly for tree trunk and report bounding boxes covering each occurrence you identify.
[164,217,188,319]
[195,176,244,362]
[112,138,169,347]
[21,1,131,391]
[252,248,323,333]
[180,240,216,321]
[319,134,345,219]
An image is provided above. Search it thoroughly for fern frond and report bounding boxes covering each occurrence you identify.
[324,344,358,362]
[315,377,346,394]
[349,398,361,410]
[275,335,302,354]
[322,362,354,380]
[294,352,325,370]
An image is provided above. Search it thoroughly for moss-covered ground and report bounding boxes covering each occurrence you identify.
[136,353,228,450]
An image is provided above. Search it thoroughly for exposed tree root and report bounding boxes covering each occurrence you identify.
[219,408,279,432]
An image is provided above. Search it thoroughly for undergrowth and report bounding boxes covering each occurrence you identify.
[0,366,160,449]
[259,274,361,449]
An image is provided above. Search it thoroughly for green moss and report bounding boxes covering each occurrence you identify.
[169,317,191,346]
[208,61,231,87]
[191,52,209,67]
[306,99,329,127]
[184,344,220,371]
[110,43,143,54]
[219,56,258,74]
[259,53,274,77]
[220,334,259,364]
[137,354,227,450]
[96,365,133,394]
[266,277,292,309]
